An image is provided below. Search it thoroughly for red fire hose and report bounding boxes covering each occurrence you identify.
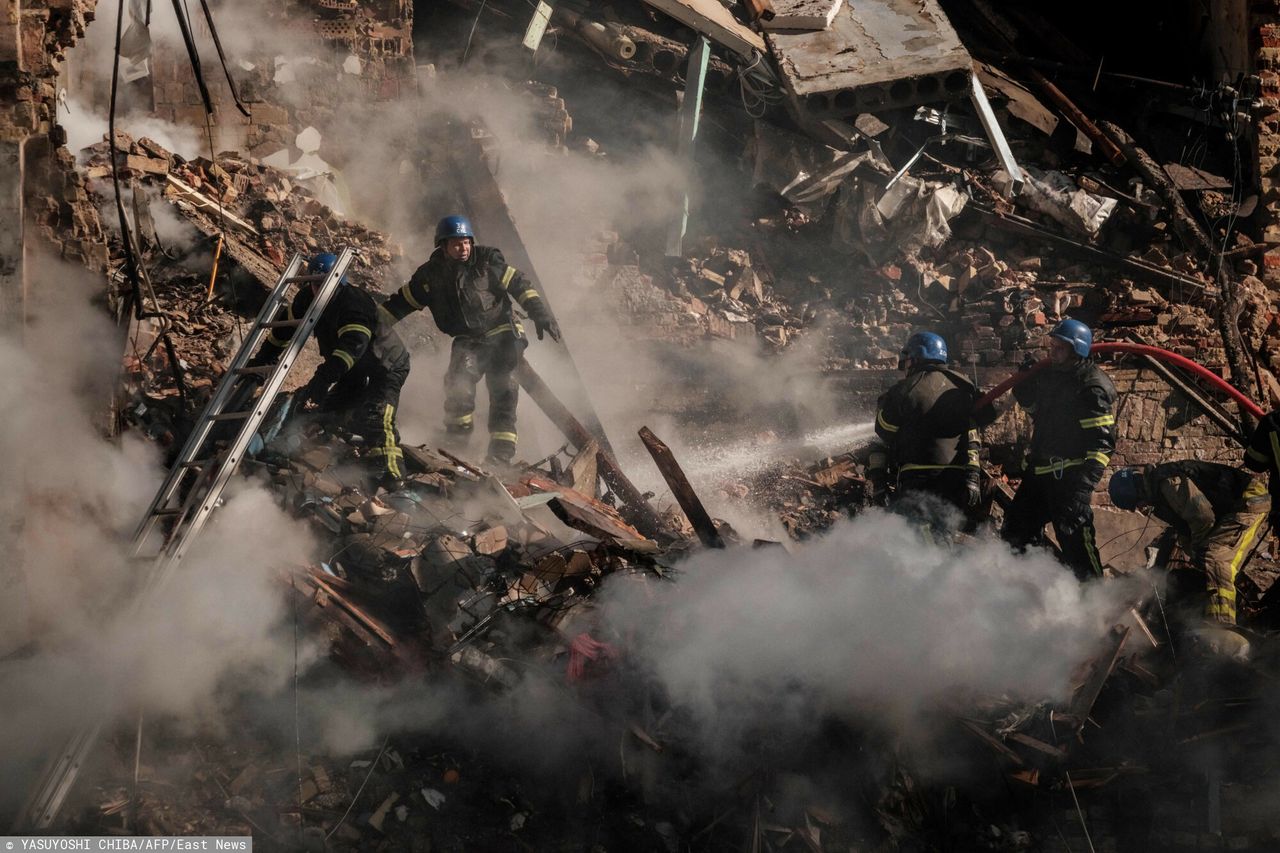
[972,342,1265,419]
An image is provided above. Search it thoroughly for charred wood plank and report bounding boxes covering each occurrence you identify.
[516,359,664,537]
[638,425,724,549]
[1066,625,1129,736]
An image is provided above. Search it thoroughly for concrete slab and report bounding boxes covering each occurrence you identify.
[762,0,845,31]
[767,0,972,117]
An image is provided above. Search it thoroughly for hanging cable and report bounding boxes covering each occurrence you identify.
[169,0,214,114]
[195,0,251,117]
[110,0,189,404]
[108,0,147,321]
[461,0,489,64]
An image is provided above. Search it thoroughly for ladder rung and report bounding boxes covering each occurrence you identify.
[234,365,273,376]
[153,508,182,517]
[263,319,302,329]
[179,458,214,469]
[285,274,327,283]
[209,411,251,422]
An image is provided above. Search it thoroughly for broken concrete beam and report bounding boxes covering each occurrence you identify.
[761,0,841,30]
[767,0,972,120]
[557,9,638,61]
[638,426,724,549]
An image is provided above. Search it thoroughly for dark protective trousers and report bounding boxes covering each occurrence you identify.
[1002,472,1104,581]
[325,364,406,480]
[892,468,976,535]
[443,333,524,461]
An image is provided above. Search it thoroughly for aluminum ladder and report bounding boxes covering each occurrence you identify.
[14,247,355,831]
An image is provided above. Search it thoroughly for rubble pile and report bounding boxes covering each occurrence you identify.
[601,136,1274,382]
[80,132,412,444]
[15,0,1280,848]
[59,423,1280,851]
[82,133,401,292]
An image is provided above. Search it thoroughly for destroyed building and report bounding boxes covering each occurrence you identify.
[5,0,1280,850]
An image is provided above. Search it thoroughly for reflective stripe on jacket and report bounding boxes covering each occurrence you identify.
[874,364,982,473]
[383,245,553,338]
[1013,359,1117,473]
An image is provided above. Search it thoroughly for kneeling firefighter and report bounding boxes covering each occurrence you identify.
[1110,462,1269,628]
[248,252,410,485]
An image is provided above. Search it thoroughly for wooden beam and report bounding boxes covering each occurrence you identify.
[1067,625,1130,735]
[515,359,664,537]
[638,425,724,549]
[642,0,764,57]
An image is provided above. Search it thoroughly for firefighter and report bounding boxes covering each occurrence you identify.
[1002,319,1116,580]
[1243,408,1280,532]
[1109,462,1269,628]
[249,253,409,485]
[381,215,561,464]
[871,331,994,526]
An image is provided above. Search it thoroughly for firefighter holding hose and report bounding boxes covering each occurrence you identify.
[871,331,995,529]
[1002,319,1116,580]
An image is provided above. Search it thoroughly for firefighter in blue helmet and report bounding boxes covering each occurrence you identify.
[381,216,561,464]
[1110,463,1268,627]
[871,331,995,526]
[248,253,410,485]
[1002,319,1116,580]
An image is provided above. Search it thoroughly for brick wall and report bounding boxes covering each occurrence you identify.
[1,0,106,317]
[1254,4,1280,284]
[140,1,416,163]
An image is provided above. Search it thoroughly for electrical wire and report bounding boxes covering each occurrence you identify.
[195,0,251,117]
[461,0,489,65]
[109,0,189,406]
[169,0,213,113]
[736,51,783,119]
[291,575,305,841]
[324,735,389,841]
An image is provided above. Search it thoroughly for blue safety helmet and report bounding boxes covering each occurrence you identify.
[435,215,474,245]
[310,253,339,275]
[1049,318,1093,359]
[308,252,347,285]
[1108,467,1143,511]
[901,331,948,365]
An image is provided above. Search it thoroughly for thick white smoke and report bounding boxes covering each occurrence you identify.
[599,509,1136,759]
[0,254,320,811]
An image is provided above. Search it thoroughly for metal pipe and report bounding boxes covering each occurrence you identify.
[557,8,637,61]
[973,343,1265,418]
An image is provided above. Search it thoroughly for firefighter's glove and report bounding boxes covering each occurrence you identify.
[535,316,562,342]
[965,472,982,510]
[1076,461,1106,494]
[298,375,331,411]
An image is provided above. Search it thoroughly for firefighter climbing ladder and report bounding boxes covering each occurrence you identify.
[15,248,355,831]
